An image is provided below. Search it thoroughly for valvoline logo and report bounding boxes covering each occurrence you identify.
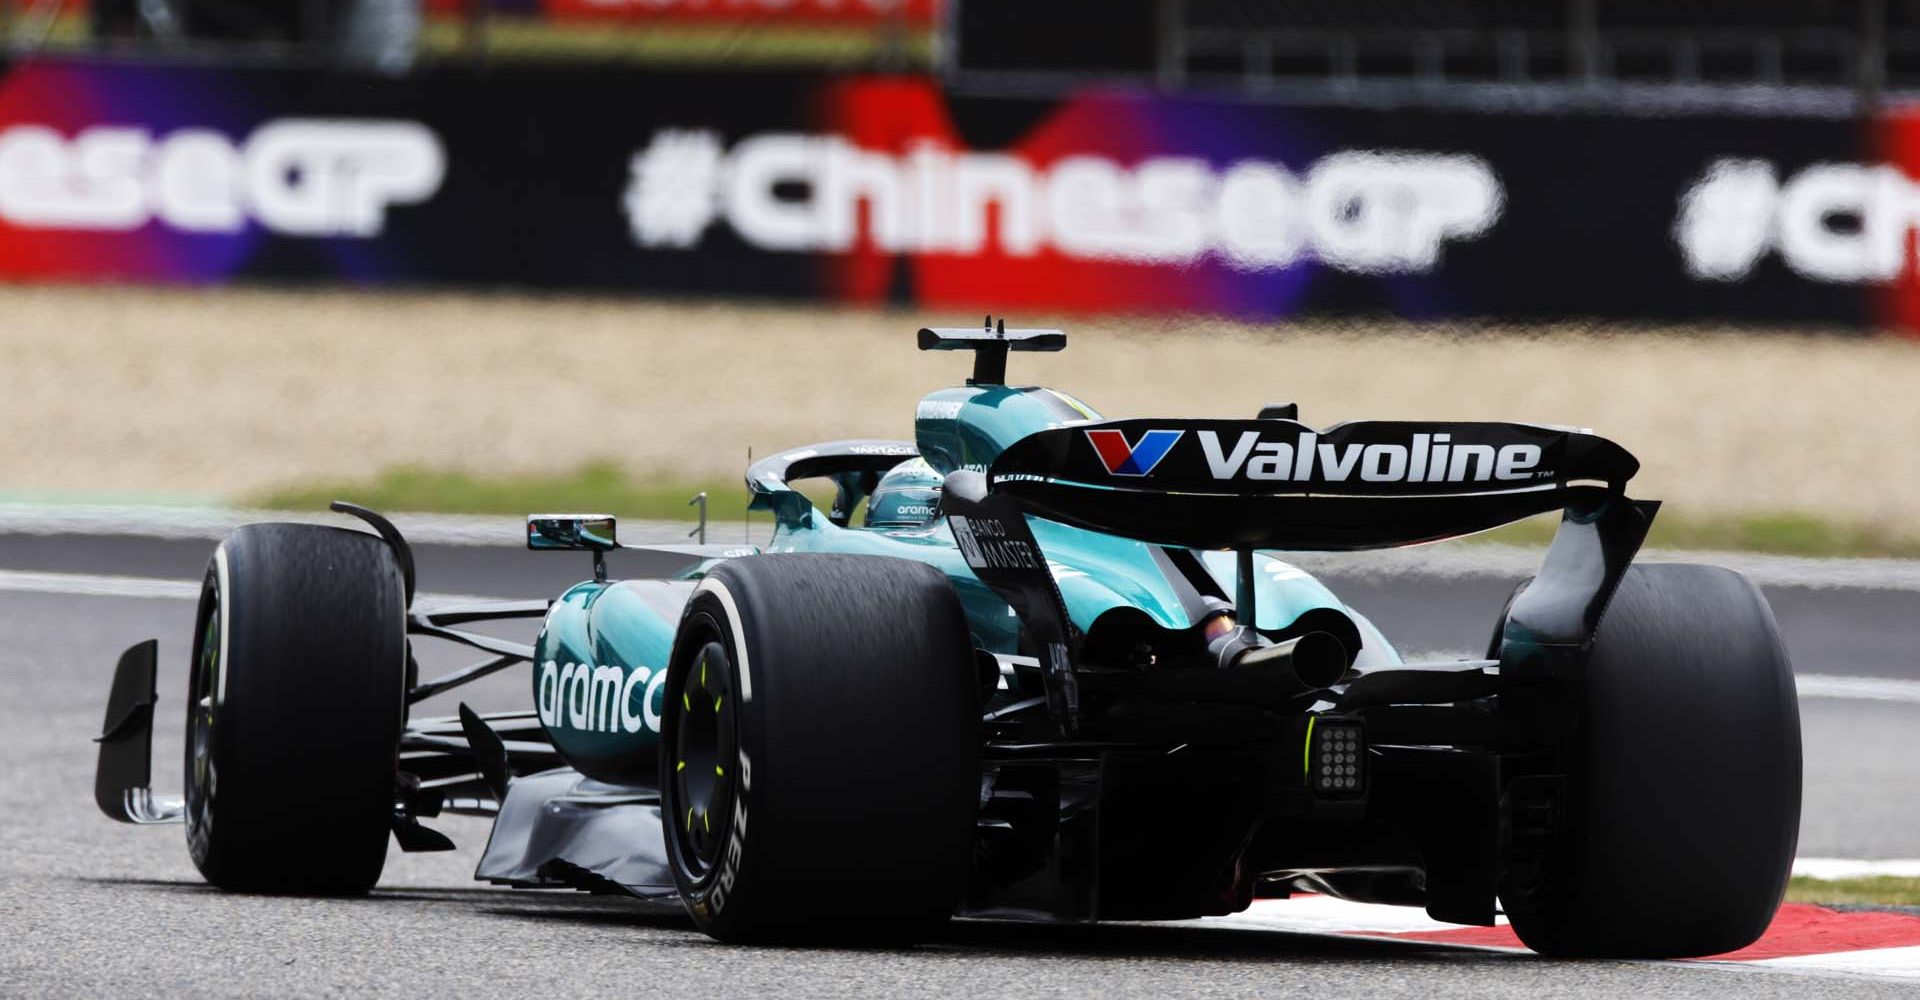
[1086,428,1184,477]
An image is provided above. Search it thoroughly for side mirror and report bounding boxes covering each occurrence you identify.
[526,514,618,552]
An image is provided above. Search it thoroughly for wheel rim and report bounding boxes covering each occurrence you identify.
[185,582,220,854]
[670,640,736,878]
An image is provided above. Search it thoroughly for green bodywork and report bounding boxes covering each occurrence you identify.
[533,382,1399,784]
[530,577,685,783]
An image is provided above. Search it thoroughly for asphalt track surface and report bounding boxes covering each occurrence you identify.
[4,530,1918,999]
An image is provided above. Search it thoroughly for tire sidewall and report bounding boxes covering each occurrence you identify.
[183,524,407,894]
[1500,563,1801,957]
[661,593,755,936]
[657,556,980,944]
[185,561,225,874]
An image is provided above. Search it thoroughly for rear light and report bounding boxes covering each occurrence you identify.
[1306,717,1366,798]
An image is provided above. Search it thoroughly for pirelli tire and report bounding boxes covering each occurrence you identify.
[659,554,980,944]
[1499,563,1802,958]
[184,523,408,895]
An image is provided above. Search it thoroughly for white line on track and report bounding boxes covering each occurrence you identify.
[1747,946,1920,982]
[1410,647,1920,706]
[1197,897,1920,982]
[1793,857,1920,879]
[1795,675,1920,705]
[0,568,499,609]
[0,502,740,548]
[6,566,1916,709]
[1195,894,1510,936]
[0,569,200,601]
[1287,543,1920,592]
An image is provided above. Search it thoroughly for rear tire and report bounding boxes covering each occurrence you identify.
[184,523,407,895]
[1500,563,1801,957]
[659,554,980,944]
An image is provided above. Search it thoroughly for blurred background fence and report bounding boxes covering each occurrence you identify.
[0,0,1916,333]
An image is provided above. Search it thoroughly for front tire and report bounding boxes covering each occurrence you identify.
[185,523,407,895]
[659,554,980,944]
[1500,563,1801,957]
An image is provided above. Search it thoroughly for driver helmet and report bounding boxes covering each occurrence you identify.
[864,457,944,529]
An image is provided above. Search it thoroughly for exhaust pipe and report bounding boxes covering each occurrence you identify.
[1078,617,1357,711]
[1230,631,1351,693]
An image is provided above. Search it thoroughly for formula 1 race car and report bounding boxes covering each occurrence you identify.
[95,322,1801,957]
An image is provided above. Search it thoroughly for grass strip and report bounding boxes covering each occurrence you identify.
[255,462,755,523]
[15,13,931,67]
[1477,511,1920,560]
[1787,875,1920,908]
[419,18,933,66]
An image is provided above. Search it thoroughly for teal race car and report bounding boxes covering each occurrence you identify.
[95,322,1801,957]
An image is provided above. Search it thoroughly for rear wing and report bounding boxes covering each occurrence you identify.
[941,416,1660,735]
[952,412,1658,733]
[986,418,1639,551]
